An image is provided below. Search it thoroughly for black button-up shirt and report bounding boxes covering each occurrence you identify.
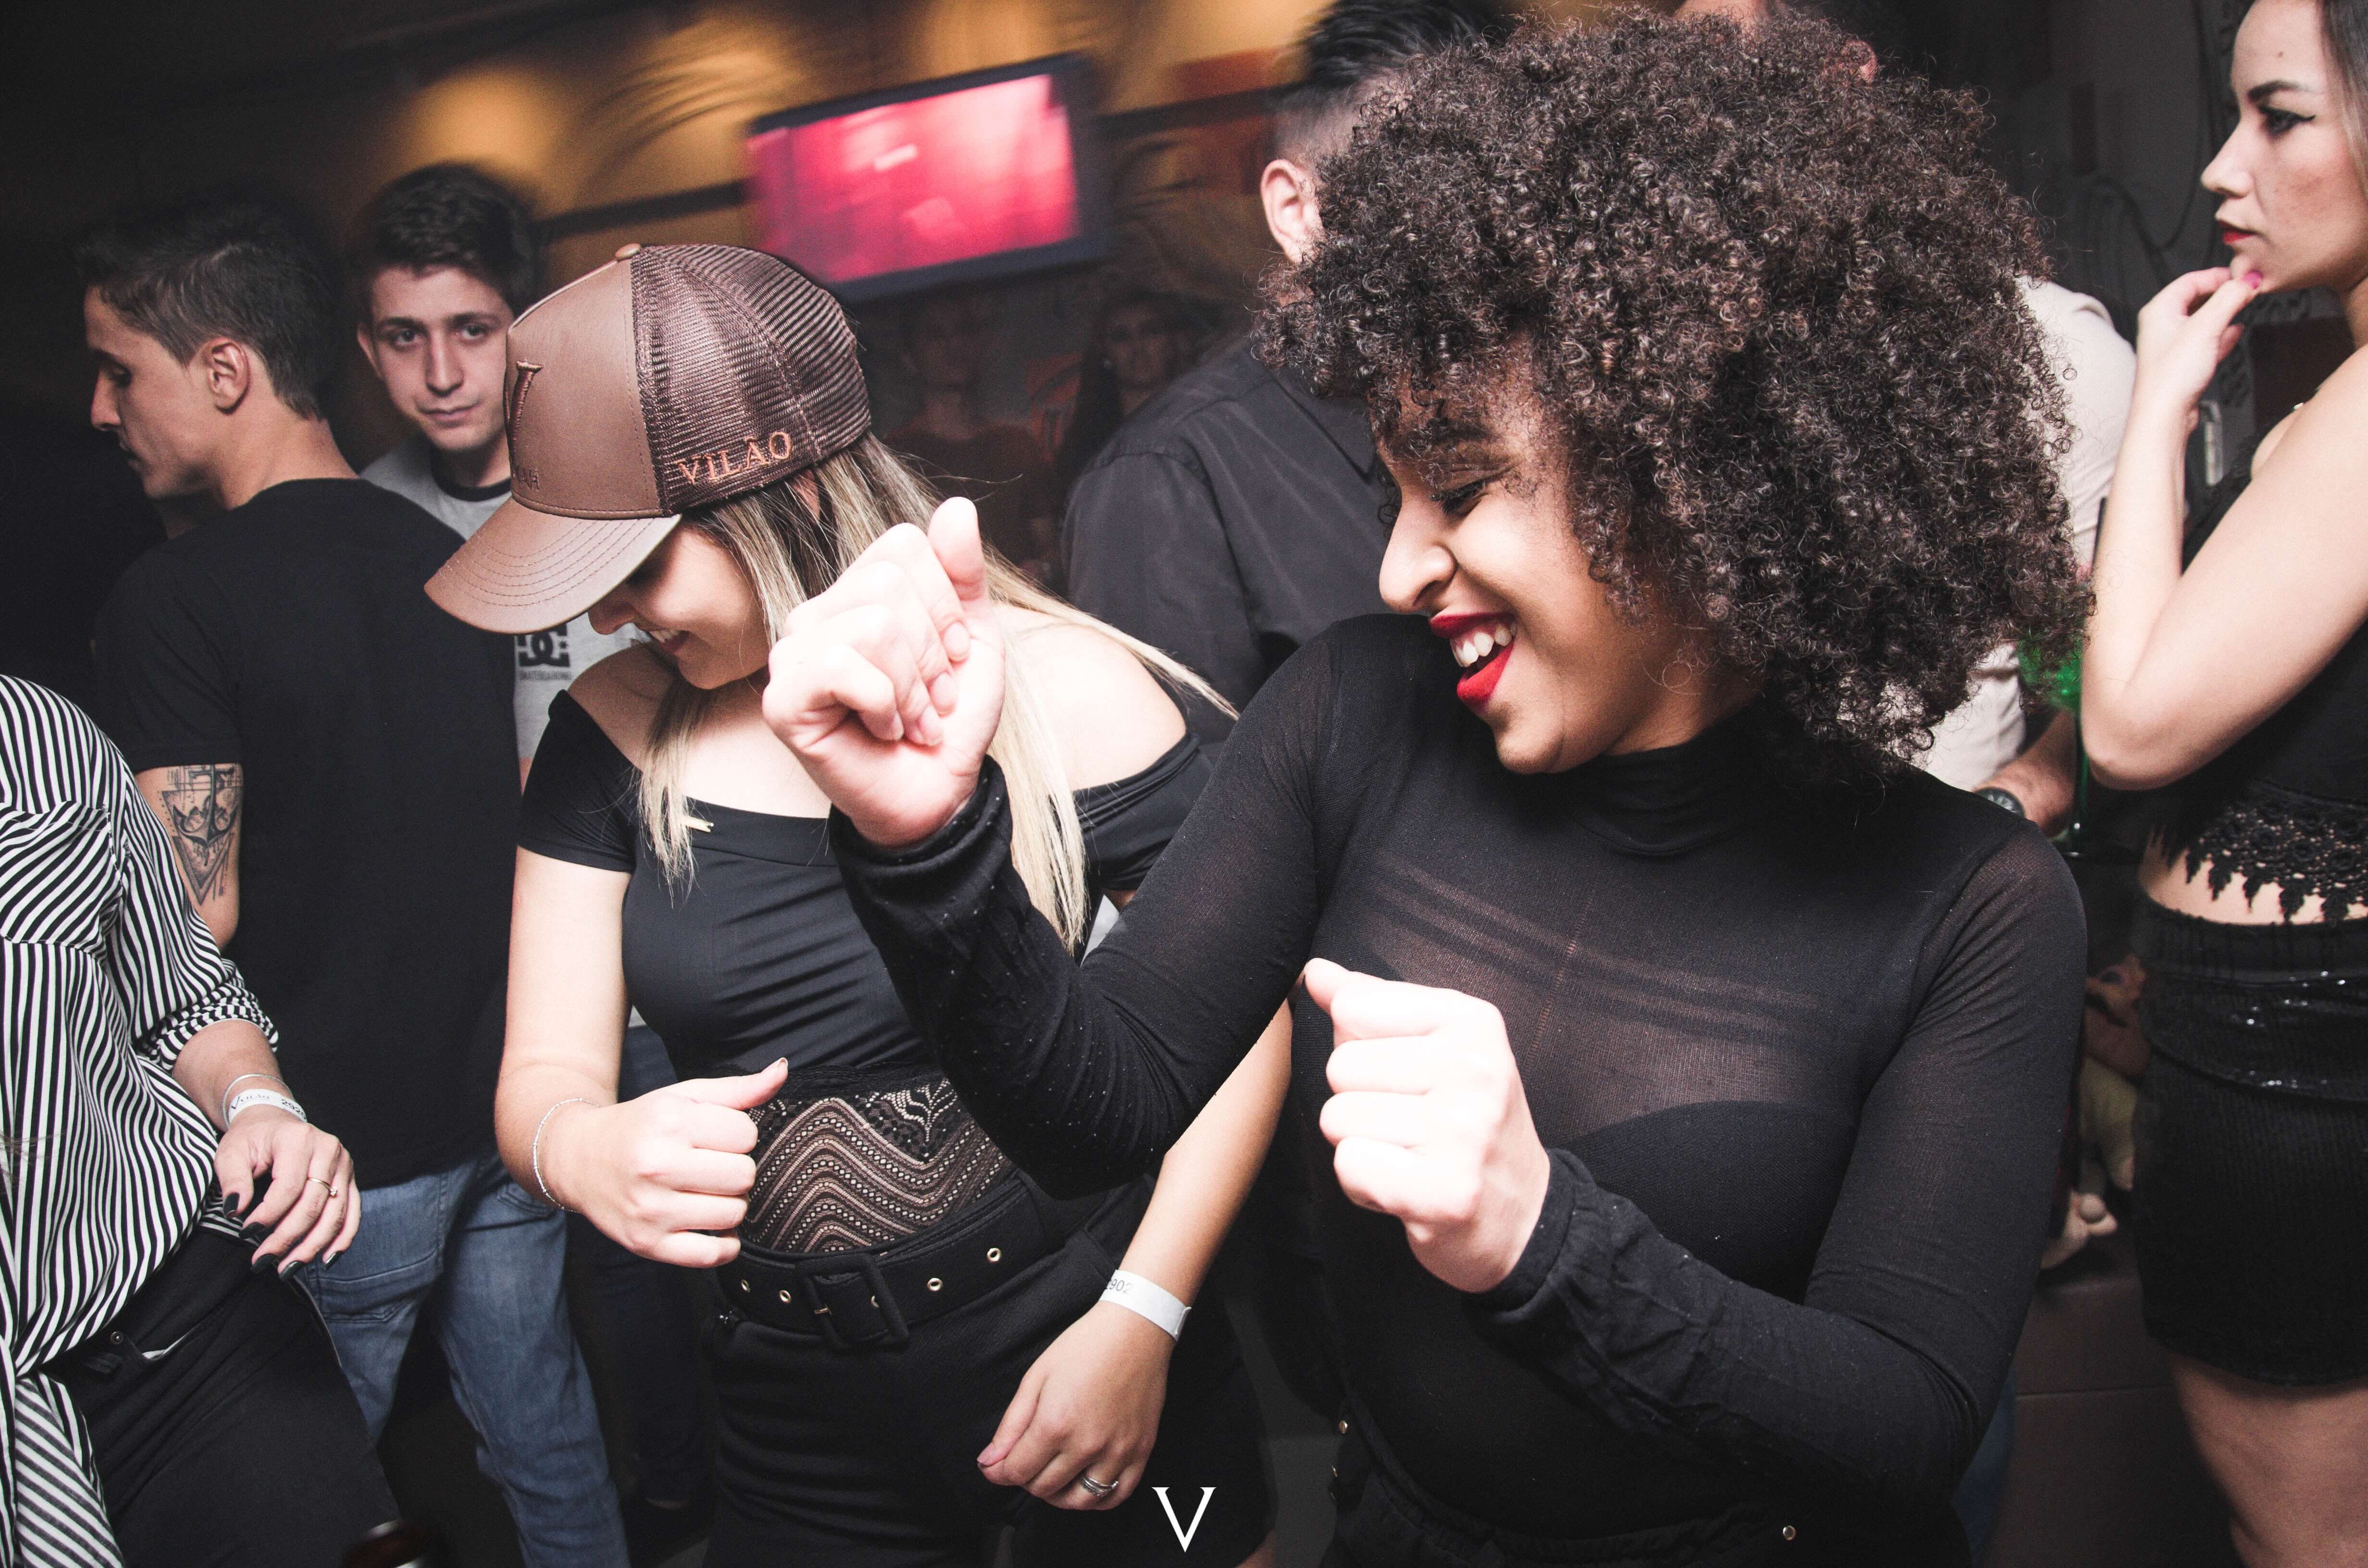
[1061,337,1391,743]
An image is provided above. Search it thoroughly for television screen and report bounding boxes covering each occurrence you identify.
[747,56,1109,301]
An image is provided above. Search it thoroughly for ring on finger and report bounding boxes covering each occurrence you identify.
[1076,1473,1116,1499]
[306,1176,339,1198]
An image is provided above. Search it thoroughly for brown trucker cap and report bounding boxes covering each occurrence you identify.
[425,243,871,634]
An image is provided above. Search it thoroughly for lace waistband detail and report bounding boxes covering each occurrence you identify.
[742,1074,1013,1254]
[2159,781,2368,920]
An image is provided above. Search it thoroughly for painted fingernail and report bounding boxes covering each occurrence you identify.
[324,1251,341,1268]
[2245,270,2264,287]
[251,1254,278,1274]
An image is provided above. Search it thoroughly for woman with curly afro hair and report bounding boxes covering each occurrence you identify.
[761,12,2087,1565]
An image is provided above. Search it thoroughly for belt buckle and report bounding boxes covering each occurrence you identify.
[791,1250,909,1350]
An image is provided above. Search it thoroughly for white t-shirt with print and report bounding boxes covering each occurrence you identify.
[363,436,643,765]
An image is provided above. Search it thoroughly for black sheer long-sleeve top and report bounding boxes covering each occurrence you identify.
[832,615,2084,1546]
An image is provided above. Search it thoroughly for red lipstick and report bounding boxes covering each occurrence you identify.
[1430,612,1513,709]
[1456,643,1510,706]
[2221,226,2256,248]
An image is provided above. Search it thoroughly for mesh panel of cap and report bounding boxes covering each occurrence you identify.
[633,245,872,515]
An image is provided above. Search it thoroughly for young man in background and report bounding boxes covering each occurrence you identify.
[351,164,713,1556]
[82,189,627,1568]
[351,164,641,775]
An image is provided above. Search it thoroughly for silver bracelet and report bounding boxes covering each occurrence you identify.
[219,1071,289,1126]
[531,1098,593,1210]
[225,1088,307,1126]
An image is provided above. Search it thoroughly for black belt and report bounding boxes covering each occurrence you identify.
[715,1176,1089,1351]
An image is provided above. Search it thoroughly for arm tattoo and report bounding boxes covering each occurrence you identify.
[158,764,242,903]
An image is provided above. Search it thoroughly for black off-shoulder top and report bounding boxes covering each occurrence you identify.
[518,688,1209,1080]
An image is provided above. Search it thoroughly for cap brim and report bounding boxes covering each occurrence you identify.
[426,497,681,635]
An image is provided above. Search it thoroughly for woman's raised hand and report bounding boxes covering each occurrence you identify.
[762,497,1004,848]
[1305,958,1554,1295]
[543,1058,787,1267]
[2132,267,2261,429]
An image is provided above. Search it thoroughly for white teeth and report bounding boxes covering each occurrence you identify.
[1450,624,1514,668]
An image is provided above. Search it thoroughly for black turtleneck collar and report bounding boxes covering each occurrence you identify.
[1547,707,1771,858]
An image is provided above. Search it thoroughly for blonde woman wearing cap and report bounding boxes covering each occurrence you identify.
[429,244,1277,1568]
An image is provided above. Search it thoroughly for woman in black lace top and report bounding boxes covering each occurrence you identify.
[764,17,2089,1566]
[2081,0,2368,1559]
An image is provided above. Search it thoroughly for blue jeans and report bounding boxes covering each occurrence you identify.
[300,1147,628,1568]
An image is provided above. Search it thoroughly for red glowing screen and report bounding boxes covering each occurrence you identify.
[748,64,1099,299]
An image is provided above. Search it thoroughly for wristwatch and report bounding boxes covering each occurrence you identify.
[1975,786,2027,819]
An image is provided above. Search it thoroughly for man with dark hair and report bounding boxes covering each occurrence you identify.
[351,163,710,1558]
[1061,0,1511,1433]
[352,164,640,773]
[1062,0,1514,744]
[81,190,627,1568]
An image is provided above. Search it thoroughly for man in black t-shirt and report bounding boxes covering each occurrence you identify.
[1062,0,1513,748]
[81,193,625,1568]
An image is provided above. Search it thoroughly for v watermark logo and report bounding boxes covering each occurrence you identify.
[1152,1486,1216,1552]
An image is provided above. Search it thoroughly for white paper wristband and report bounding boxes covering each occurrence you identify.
[1099,1270,1190,1339]
[224,1089,307,1126]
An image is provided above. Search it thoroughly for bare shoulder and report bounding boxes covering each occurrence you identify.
[567,645,670,768]
[2257,344,2368,478]
[1006,611,1187,788]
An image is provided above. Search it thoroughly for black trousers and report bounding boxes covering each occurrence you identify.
[703,1185,1273,1567]
[52,1228,397,1568]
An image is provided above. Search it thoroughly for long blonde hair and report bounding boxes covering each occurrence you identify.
[638,434,1225,948]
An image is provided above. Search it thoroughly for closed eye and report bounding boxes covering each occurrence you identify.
[1429,475,1496,519]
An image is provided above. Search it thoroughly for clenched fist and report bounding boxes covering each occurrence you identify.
[1306,958,1552,1294]
[761,497,1003,849]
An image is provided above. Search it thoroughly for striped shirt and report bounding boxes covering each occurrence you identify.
[1,676,274,1566]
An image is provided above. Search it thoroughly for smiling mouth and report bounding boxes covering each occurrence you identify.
[646,628,690,658]
[1431,613,1516,707]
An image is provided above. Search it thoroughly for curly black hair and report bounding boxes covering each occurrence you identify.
[1264,10,2084,783]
